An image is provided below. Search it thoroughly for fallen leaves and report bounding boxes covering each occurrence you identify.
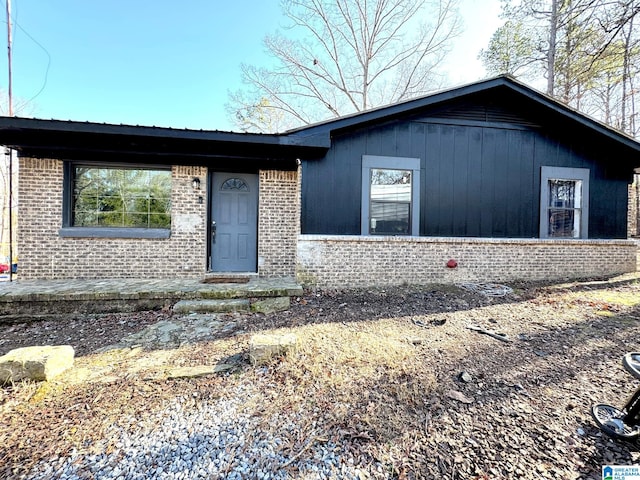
[2,273,640,478]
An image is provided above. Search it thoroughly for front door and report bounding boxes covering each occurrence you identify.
[210,172,259,272]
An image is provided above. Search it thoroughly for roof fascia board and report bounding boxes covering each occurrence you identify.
[18,148,303,169]
[0,116,330,150]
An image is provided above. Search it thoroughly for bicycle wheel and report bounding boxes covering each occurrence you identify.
[623,353,640,380]
[592,404,640,441]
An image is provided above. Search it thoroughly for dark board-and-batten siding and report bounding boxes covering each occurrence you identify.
[301,119,630,239]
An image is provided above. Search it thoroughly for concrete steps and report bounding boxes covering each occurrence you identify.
[0,277,302,322]
[173,299,250,314]
[172,296,292,315]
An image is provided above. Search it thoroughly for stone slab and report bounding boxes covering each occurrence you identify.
[249,333,298,366]
[250,296,291,314]
[173,299,250,314]
[166,364,235,379]
[0,345,75,383]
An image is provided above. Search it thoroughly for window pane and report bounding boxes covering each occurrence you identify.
[548,179,581,208]
[549,208,581,238]
[369,168,412,235]
[221,178,249,191]
[371,169,412,202]
[74,211,97,227]
[97,211,122,226]
[73,167,171,228]
[547,179,582,238]
[149,213,171,228]
[370,202,410,234]
[150,197,171,213]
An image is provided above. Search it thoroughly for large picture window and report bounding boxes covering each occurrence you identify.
[72,166,171,228]
[61,163,173,238]
[362,156,420,236]
[540,166,589,239]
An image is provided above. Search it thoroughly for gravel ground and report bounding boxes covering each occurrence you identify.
[1,274,640,479]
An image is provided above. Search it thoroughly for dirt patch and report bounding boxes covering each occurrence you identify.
[1,275,640,478]
[0,310,171,357]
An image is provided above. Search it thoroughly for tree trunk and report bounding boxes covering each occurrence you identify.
[621,15,634,134]
[547,0,559,96]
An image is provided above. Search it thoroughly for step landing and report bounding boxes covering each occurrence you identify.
[173,296,291,315]
[173,299,251,314]
[0,277,302,322]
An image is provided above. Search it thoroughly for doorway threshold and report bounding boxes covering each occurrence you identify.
[202,272,258,284]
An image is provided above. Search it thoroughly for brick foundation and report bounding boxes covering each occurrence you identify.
[297,235,638,288]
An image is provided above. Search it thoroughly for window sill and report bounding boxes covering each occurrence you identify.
[59,227,171,239]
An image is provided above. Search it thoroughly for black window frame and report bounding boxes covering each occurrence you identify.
[60,161,172,239]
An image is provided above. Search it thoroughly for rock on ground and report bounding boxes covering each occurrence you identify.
[250,297,291,314]
[249,333,298,365]
[0,345,75,383]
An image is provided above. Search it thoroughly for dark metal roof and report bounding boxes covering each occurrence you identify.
[287,75,640,155]
[1,75,639,165]
[0,116,329,166]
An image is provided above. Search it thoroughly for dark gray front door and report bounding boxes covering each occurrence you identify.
[210,173,258,272]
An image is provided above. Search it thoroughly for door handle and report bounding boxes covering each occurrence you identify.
[211,220,216,243]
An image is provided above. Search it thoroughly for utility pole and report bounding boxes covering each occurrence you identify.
[5,0,13,281]
[5,0,11,117]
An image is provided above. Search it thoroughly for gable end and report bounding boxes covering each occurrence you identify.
[419,101,541,128]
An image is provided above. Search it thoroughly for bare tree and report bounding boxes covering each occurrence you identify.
[227,0,462,132]
[482,0,640,137]
[0,87,35,117]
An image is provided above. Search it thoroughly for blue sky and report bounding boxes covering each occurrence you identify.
[0,0,502,131]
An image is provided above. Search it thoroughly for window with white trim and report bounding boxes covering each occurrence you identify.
[361,155,420,236]
[540,166,589,239]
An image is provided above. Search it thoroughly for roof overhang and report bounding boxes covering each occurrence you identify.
[0,117,330,169]
[2,76,638,170]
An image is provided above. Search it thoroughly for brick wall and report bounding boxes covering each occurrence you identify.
[297,235,638,288]
[18,158,207,279]
[257,168,300,278]
[24,157,630,285]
